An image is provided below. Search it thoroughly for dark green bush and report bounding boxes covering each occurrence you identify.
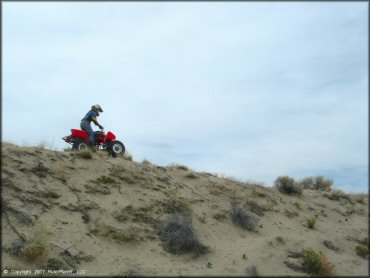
[355,245,369,259]
[302,248,334,275]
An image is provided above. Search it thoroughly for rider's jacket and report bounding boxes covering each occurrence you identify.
[81,110,99,125]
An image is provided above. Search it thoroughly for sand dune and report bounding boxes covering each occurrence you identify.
[1,143,368,276]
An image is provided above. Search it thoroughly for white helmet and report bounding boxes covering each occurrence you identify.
[92,104,103,113]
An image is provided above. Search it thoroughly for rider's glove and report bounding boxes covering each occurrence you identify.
[99,125,104,129]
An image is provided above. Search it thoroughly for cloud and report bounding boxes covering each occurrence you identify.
[3,2,368,192]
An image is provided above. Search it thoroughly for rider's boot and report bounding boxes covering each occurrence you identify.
[89,141,96,152]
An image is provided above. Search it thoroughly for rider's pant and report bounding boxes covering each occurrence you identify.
[80,120,95,144]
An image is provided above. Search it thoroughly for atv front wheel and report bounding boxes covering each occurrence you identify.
[109,140,125,157]
[72,140,89,151]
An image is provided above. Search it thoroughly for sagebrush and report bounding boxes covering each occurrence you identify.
[275,176,302,196]
[230,202,259,231]
[160,213,209,255]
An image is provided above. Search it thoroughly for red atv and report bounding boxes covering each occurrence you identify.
[62,128,125,157]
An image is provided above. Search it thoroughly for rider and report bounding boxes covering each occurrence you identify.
[80,104,104,148]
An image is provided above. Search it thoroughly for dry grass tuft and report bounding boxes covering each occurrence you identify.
[284,209,299,218]
[307,216,318,229]
[142,159,152,165]
[109,226,142,243]
[293,201,302,210]
[96,151,109,158]
[41,190,61,199]
[36,139,48,150]
[114,205,161,228]
[110,164,126,177]
[160,199,192,215]
[96,175,116,184]
[123,151,133,161]
[21,223,50,261]
[185,172,198,179]
[74,149,93,159]
[245,200,265,216]
[84,183,111,195]
[89,219,142,243]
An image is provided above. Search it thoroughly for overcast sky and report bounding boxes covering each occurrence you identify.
[3,2,368,193]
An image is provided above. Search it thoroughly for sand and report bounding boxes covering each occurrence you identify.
[1,142,368,276]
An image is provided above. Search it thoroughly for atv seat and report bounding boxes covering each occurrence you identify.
[71,129,89,141]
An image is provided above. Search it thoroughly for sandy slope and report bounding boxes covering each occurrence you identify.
[1,143,368,276]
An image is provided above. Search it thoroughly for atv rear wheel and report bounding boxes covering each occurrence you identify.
[72,140,89,151]
[109,140,125,157]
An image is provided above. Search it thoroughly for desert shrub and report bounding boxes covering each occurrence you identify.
[307,216,318,229]
[46,258,65,270]
[21,223,50,261]
[7,241,24,257]
[142,159,152,165]
[160,213,209,255]
[36,139,48,150]
[96,175,116,184]
[41,190,60,199]
[355,245,369,259]
[274,176,302,196]
[298,176,333,191]
[293,201,302,210]
[109,226,141,243]
[358,237,369,246]
[213,212,227,221]
[298,176,315,189]
[124,151,133,161]
[161,199,191,215]
[185,172,198,179]
[120,175,135,184]
[245,200,265,216]
[302,248,334,275]
[110,164,126,177]
[351,194,367,204]
[284,209,299,218]
[84,183,111,195]
[114,205,160,228]
[327,189,351,202]
[314,176,333,191]
[175,164,189,171]
[74,149,93,159]
[90,219,142,243]
[246,265,258,276]
[231,202,259,231]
